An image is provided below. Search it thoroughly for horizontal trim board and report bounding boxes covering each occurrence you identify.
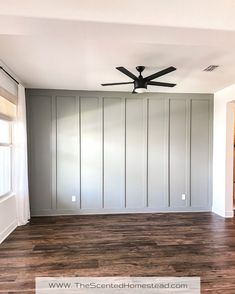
[26,89,213,101]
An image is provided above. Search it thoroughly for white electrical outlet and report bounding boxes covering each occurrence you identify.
[182,194,186,200]
[72,195,76,202]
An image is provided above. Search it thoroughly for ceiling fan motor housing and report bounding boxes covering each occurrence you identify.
[134,77,147,90]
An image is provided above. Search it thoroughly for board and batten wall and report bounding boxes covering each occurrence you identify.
[26,89,213,216]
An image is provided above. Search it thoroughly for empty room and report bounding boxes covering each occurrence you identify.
[1,1,235,293]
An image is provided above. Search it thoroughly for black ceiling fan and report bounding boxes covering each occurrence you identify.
[101,66,177,93]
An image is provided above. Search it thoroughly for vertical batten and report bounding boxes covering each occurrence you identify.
[185,99,192,207]
[102,97,104,209]
[124,98,127,209]
[51,96,57,210]
[75,96,80,210]
[143,97,148,208]
[165,98,170,207]
[146,98,149,208]
[78,96,82,209]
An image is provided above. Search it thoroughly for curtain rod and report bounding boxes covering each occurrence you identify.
[0,66,19,85]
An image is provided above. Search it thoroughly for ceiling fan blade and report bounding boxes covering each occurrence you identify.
[101,82,133,86]
[148,81,176,87]
[145,66,176,81]
[116,67,137,80]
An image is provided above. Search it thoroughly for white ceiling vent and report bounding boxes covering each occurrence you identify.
[203,65,219,72]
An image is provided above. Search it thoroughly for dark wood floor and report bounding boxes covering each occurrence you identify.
[1,212,235,293]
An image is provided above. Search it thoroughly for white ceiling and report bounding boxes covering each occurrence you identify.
[1,0,235,93]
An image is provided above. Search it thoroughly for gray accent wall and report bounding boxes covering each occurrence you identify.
[26,89,213,216]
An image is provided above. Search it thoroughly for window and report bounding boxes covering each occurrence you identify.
[0,119,12,197]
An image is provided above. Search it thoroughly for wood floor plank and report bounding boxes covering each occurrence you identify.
[0,212,235,293]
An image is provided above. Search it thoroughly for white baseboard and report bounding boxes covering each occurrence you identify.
[212,206,234,218]
[0,219,18,244]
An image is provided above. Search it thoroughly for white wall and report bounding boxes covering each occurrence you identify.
[213,84,235,217]
[0,195,17,243]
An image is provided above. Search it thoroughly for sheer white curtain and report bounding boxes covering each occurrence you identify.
[13,84,30,225]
